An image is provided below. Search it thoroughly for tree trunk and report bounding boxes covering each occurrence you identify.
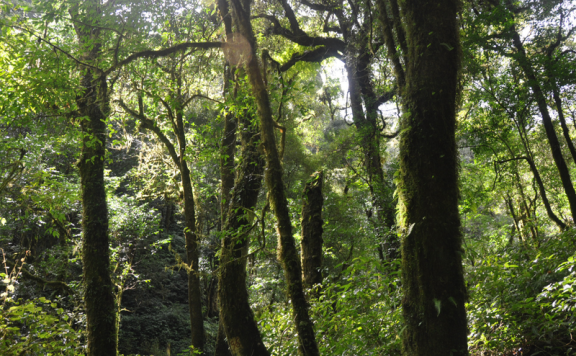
[345,44,398,262]
[174,107,205,352]
[77,69,118,356]
[552,84,576,165]
[218,111,268,356]
[227,0,320,354]
[398,0,469,354]
[522,157,566,230]
[215,321,233,356]
[72,3,117,353]
[300,171,324,290]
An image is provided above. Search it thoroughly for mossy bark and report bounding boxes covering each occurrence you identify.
[226,1,320,355]
[218,112,268,356]
[300,171,324,290]
[174,105,205,352]
[398,0,469,354]
[72,3,117,354]
[77,69,118,356]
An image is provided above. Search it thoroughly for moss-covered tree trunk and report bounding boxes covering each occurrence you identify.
[72,3,117,354]
[397,0,469,354]
[77,68,118,356]
[218,112,268,356]
[300,171,324,290]
[174,102,205,352]
[226,1,320,355]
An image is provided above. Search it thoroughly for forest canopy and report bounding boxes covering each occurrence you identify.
[1,0,576,355]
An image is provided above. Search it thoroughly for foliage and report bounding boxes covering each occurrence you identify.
[257,257,402,355]
[467,230,576,355]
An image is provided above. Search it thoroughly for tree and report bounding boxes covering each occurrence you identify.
[376,0,469,354]
[259,0,399,261]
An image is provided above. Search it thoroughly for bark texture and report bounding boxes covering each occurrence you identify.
[77,69,118,356]
[218,112,268,356]
[397,0,469,354]
[300,171,324,289]
[72,3,117,354]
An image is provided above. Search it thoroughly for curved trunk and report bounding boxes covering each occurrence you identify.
[398,0,469,354]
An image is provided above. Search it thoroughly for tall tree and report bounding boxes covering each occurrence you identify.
[219,0,321,355]
[69,2,117,354]
[259,0,399,261]
[376,0,469,353]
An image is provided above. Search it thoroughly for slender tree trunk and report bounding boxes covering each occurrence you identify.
[521,157,566,230]
[300,171,324,290]
[215,57,237,356]
[398,0,469,354]
[552,84,576,165]
[175,108,205,352]
[344,60,398,262]
[510,28,576,221]
[227,0,320,354]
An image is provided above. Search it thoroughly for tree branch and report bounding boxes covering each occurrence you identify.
[256,13,346,50]
[117,99,180,167]
[279,46,342,72]
[375,88,396,107]
[103,42,222,76]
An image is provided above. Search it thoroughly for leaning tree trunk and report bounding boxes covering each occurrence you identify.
[398,0,469,354]
[510,27,576,222]
[300,171,324,290]
[226,0,320,355]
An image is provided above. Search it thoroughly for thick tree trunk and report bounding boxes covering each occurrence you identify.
[72,3,117,353]
[398,0,469,354]
[300,171,324,289]
[77,70,118,356]
[510,28,576,222]
[218,112,268,356]
[227,0,320,354]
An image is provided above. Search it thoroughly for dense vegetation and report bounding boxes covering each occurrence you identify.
[1,0,575,355]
